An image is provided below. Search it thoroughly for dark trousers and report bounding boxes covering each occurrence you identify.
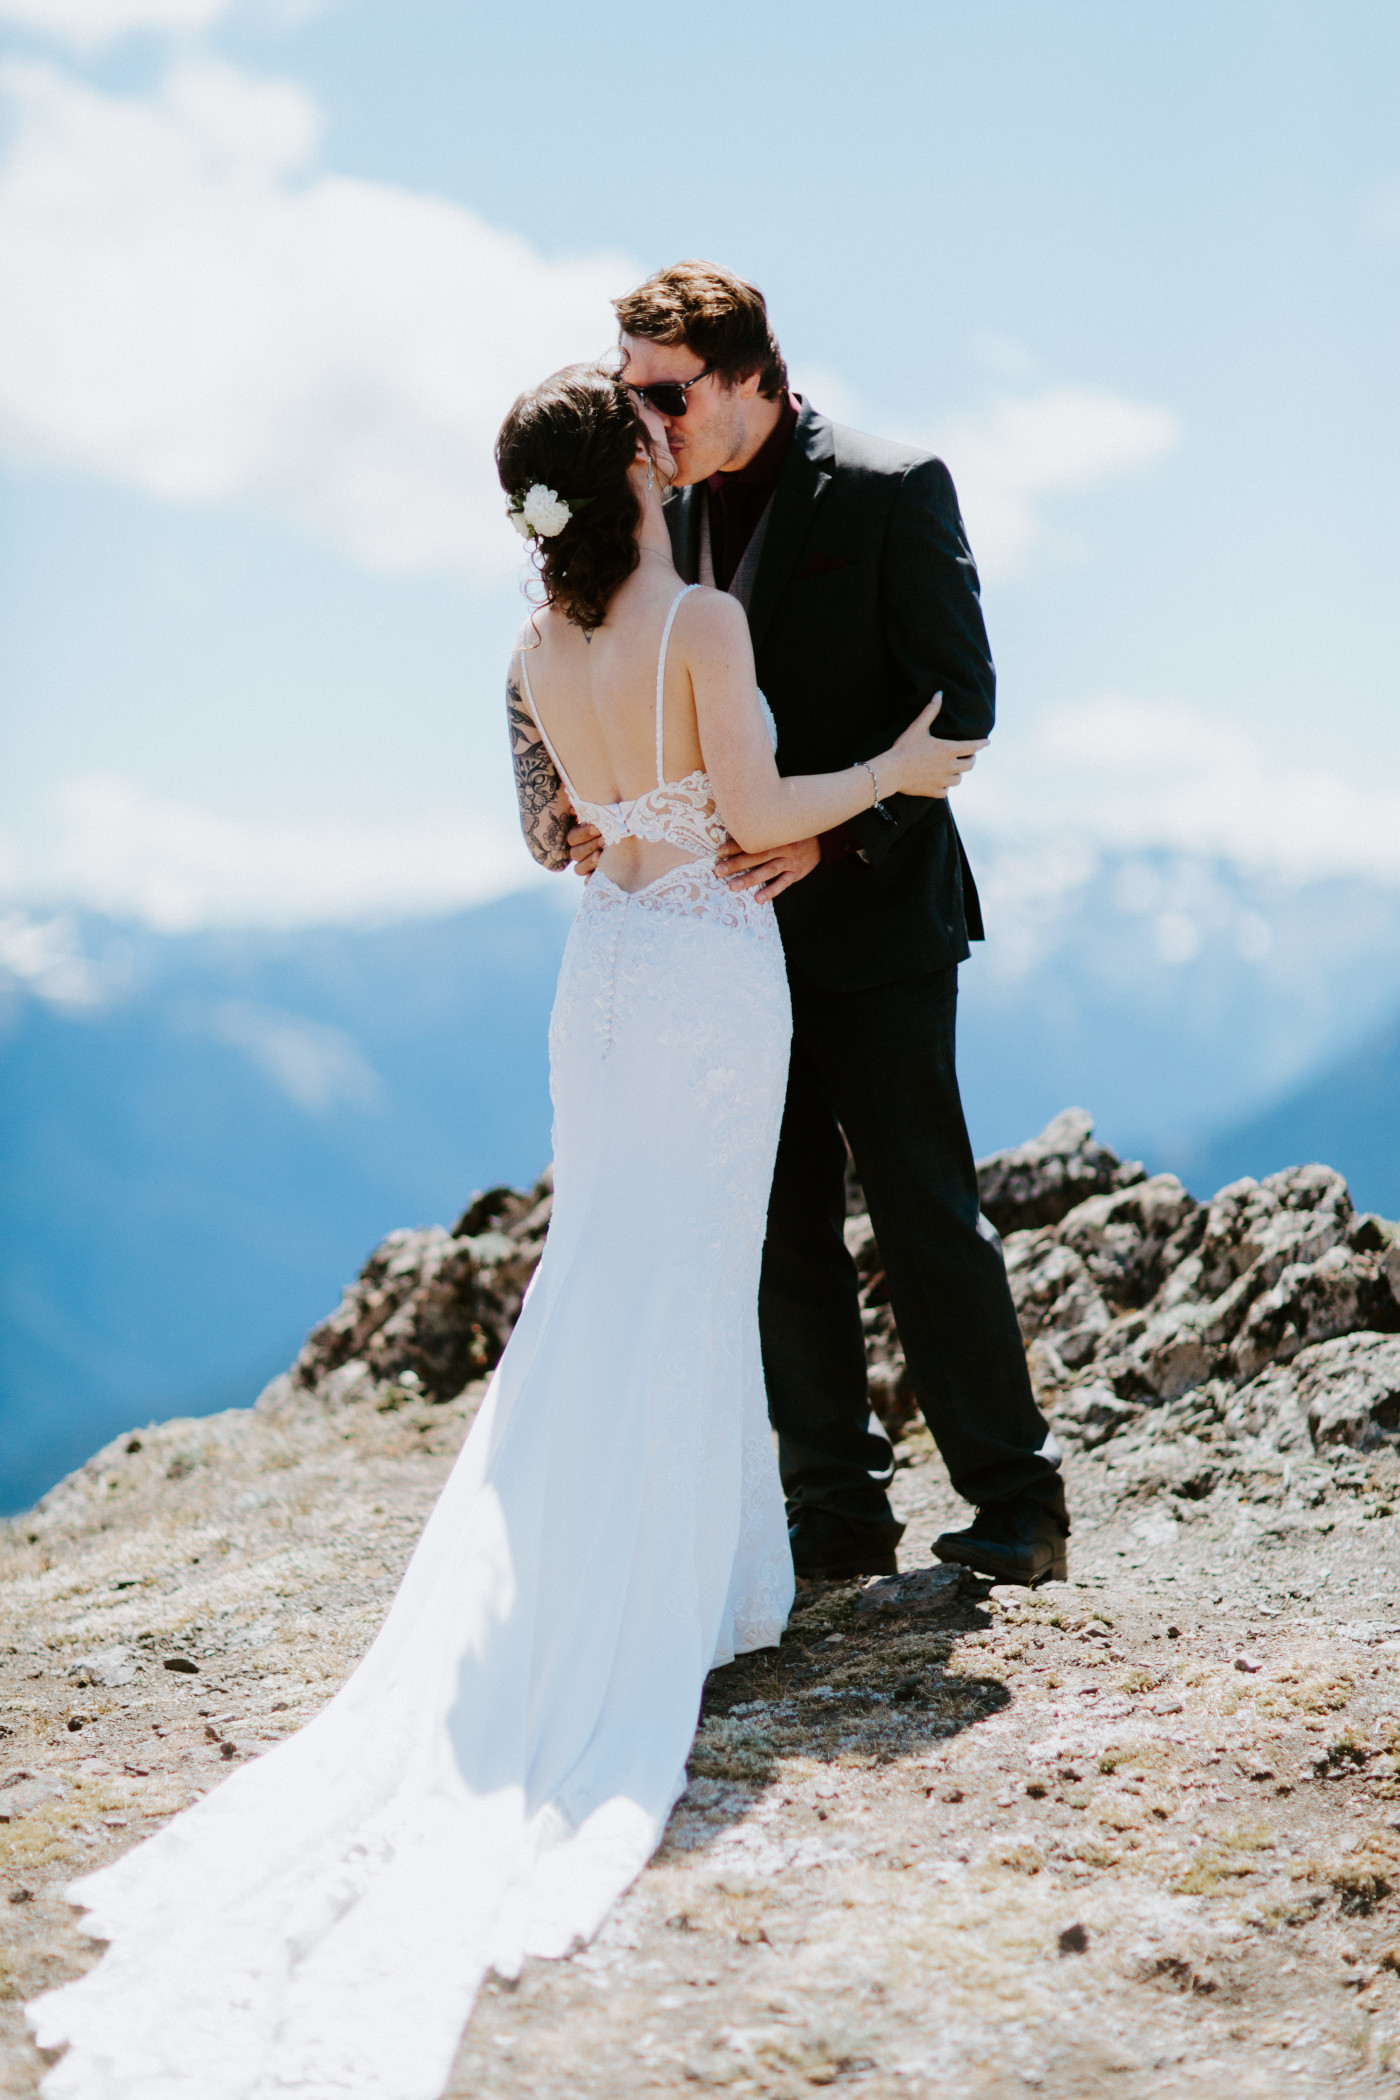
[759,963,1064,1527]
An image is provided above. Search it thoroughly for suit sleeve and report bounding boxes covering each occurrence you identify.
[842,456,996,866]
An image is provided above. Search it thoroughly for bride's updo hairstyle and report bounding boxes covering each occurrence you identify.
[495,362,651,634]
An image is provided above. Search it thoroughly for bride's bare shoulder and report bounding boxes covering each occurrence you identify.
[676,584,751,655]
[512,604,558,660]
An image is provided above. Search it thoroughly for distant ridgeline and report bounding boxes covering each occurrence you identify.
[2,850,1398,1514]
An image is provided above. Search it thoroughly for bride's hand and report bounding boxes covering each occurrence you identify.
[882,692,987,799]
[567,820,604,879]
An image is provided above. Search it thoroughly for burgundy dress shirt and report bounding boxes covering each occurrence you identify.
[707,393,857,864]
[704,390,800,593]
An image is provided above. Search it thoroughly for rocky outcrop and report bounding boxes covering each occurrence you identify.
[257,1175,553,1415]
[992,1116,1400,1464]
[974,1106,1147,1235]
[258,1114,1399,1483]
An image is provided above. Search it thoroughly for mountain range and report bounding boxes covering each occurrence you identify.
[3,847,1397,1514]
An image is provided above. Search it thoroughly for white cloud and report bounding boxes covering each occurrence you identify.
[0,0,232,48]
[208,998,382,1113]
[0,52,1179,592]
[932,386,1181,578]
[957,692,1400,882]
[0,55,632,575]
[0,907,105,1002]
[2,775,560,929]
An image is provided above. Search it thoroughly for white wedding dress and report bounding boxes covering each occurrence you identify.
[28,585,795,2099]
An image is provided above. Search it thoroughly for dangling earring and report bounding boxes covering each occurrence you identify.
[646,459,655,491]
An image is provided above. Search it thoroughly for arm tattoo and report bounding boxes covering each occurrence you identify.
[508,668,572,871]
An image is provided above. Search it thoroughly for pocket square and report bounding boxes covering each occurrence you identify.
[797,549,851,579]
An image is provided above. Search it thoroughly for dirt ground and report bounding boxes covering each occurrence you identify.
[3,1386,1400,2098]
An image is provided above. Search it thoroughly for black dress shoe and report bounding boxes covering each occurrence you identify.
[788,1506,905,1581]
[933,1497,1069,1587]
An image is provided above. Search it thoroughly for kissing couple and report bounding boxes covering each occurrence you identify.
[30,261,1069,2100]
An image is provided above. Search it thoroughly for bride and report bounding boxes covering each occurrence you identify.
[27,363,977,2100]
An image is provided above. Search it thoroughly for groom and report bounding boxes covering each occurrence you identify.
[572,260,1069,1587]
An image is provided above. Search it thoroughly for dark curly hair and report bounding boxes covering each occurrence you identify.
[495,362,650,633]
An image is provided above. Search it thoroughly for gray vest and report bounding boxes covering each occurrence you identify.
[696,490,775,613]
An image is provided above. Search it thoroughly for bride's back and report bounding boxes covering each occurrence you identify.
[520,560,705,803]
[520,560,713,893]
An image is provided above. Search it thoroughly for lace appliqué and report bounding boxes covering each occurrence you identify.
[568,772,729,859]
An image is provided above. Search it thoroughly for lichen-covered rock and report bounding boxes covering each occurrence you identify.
[1042,1379,1145,1450]
[1004,1238,1112,1367]
[1229,1245,1400,1382]
[1057,1174,1201,1311]
[258,1119,1397,1501]
[1108,1302,1225,1402]
[975,1108,1146,1236]
[1293,1334,1400,1448]
[260,1174,553,1411]
[1192,1167,1354,1304]
[997,1143,1398,1467]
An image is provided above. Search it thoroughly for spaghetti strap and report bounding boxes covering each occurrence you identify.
[515,643,579,805]
[655,585,698,787]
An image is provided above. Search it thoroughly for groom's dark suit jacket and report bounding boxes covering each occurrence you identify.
[664,398,994,992]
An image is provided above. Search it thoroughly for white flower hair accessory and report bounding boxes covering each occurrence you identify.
[506,483,592,542]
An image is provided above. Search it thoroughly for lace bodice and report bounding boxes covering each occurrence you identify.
[565,770,727,856]
[519,585,774,859]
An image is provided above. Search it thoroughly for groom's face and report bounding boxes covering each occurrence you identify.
[619,334,758,487]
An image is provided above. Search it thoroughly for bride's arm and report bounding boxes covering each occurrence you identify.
[686,595,986,854]
[507,654,573,871]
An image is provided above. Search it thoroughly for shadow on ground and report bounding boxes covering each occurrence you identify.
[664,1568,1012,1855]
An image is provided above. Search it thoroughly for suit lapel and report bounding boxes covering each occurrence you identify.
[663,486,701,583]
[746,400,835,655]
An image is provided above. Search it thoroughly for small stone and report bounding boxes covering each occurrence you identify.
[1058,1923,1090,1955]
[8,1888,33,1903]
[1234,1654,1264,1673]
[163,1656,199,1674]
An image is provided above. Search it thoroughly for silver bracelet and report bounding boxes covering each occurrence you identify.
[855,759,886,815]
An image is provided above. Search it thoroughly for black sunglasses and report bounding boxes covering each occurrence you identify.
[624,366,716,419]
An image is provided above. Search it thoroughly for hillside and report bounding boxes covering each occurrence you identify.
[1179,1011,1400,1220]
[4,1115,1400,2096]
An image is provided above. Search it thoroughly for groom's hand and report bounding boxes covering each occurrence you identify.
[717,833,820,902]
[566,821,603,878]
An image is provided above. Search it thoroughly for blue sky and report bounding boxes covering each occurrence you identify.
[1,0,1398,926]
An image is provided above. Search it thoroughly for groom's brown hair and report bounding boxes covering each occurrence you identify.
[613,261,789,401]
